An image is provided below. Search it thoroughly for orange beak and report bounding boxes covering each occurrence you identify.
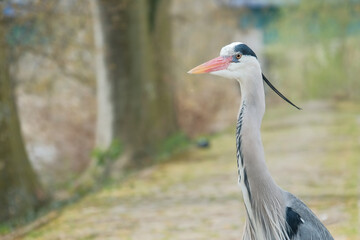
[188,56,232,74]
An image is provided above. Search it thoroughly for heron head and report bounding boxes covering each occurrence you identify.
[188,42,259,80]
[188,42,301,110]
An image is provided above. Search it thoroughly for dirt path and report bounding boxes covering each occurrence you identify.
[21,101,360,240]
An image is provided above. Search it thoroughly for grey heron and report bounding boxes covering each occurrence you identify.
[188,42,334,240]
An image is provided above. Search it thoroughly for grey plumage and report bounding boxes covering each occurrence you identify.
[237,100,333,240]
[284,192,334,239]
[188,42,334,240]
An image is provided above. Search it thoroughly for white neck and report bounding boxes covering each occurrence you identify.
[236,63,276,188]
[236,67,287,239]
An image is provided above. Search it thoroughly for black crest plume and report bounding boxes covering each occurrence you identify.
[262,74,301,110]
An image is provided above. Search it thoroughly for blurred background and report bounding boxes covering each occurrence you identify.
[0,0,359,239]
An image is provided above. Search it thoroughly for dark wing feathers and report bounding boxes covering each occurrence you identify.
[284,192,334,240]
[286,207,303,238]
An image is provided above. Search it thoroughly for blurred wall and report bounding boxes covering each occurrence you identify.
[173,0,241,136]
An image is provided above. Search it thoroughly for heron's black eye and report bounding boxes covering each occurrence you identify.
[236,54,242,60]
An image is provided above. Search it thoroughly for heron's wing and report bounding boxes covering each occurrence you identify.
[283,192,334,240]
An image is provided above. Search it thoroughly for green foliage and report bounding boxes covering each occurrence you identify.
[305,45,346,99]
[91,140,123,166]
[272,0,359,45]
[265,0,360,100]
[0,224,11,235]
[156,132,189,160]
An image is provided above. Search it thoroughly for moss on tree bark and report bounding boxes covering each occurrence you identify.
[0,21,46,222]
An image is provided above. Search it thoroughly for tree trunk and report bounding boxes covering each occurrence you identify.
[91,0,114,150]
[0,21,46,222]
[97,0,178,164]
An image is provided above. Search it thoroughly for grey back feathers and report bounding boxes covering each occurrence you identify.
[284,192,334,240]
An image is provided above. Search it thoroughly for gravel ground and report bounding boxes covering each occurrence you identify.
[21,101,360,240]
